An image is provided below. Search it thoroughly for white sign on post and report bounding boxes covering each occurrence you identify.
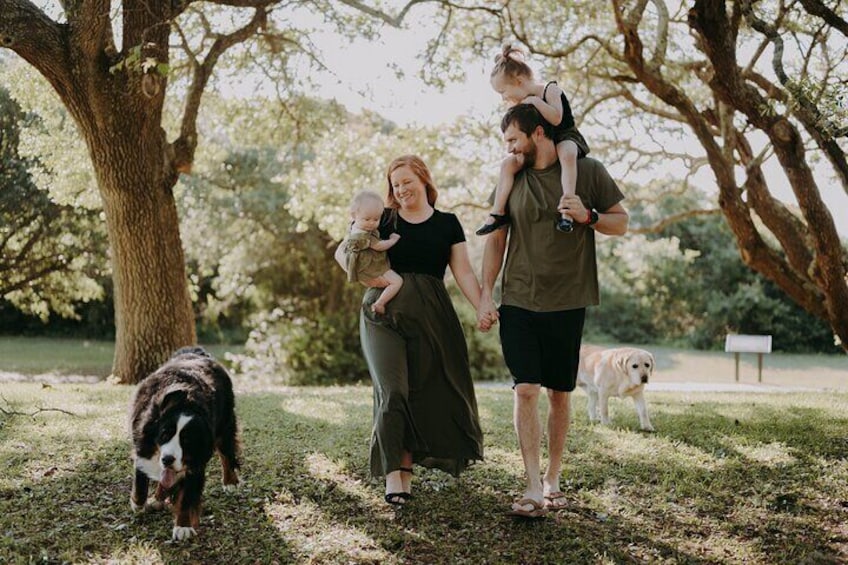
[724,334,772,382]
[725,334,772,353]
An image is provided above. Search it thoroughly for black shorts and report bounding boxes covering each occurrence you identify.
[498,304,586,392]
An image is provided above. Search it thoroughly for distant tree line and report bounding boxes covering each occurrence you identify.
[2,84,840,388]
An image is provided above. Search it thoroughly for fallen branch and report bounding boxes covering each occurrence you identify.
[0,394,77,418]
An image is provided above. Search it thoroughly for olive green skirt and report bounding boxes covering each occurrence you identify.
[360,273,484,478]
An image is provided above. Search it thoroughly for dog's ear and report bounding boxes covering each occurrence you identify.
[615,350,629,374]
[160,385,189,413]
[647,352,655,371]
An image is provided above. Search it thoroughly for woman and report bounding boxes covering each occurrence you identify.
[338,155,486,505]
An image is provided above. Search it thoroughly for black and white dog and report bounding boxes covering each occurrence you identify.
[129,346,241,540]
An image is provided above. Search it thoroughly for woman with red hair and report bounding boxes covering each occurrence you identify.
[339,155,488,505]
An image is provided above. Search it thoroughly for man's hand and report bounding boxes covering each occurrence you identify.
[476,296,499,332]
[558,194,588,224]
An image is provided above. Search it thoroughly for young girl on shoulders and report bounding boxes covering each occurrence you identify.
[476,43,590,236]
[340,190,403,314]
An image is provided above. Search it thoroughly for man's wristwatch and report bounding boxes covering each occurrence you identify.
[585,209,599,226]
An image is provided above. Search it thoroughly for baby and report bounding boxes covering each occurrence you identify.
[341,190,403,314]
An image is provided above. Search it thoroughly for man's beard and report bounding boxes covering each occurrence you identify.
[521,139,538,167]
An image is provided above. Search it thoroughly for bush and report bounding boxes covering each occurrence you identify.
[226,307,369,386]
[228,285,507,386]
[450,289,507,381]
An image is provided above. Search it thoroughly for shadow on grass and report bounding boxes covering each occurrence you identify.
[565,400,848,563]
[2,386,846,563]
[235,390,728,564]
[0,436,293,563]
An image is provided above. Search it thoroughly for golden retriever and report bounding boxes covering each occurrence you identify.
[576,345,655,431]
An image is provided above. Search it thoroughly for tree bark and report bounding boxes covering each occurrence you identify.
[2,0,195,382]
[2,0,432,381]
[604,0,848,352]
[92,131,196,382]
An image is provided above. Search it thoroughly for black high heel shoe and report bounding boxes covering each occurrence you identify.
[385,492,412,505]
[476,213,510,236]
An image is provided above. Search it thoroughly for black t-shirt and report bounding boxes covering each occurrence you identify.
[379,208,466,278]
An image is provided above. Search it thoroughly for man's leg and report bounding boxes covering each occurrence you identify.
[543,389,571,506]
[512,383,544,512]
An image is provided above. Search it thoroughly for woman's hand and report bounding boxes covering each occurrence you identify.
[476,296,499,332]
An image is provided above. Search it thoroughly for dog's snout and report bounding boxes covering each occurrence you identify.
[161,454,176,468]
[640,375,649,383]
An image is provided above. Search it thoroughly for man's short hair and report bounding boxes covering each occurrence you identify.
[500,104,553,138]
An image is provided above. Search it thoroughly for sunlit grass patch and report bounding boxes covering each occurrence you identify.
[266,490,394,564]
[1,382,846,563]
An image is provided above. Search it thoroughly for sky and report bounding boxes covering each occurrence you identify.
[305,25,499,127]
[296,24,848,238]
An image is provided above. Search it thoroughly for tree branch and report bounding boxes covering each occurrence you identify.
[798,0,848,38]
[0,395,77,417]
[0,0,72,99]
[73,0,112,58]
[740,0,848,193]
[171,7,269,177]
[691,0,848,339]
[647,0,669,71]
[628,208,722,235]
[334,0,434,26]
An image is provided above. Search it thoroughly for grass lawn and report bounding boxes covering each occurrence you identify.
[1,381,847,564]
[1,336,845,391]
[0,337,243,380]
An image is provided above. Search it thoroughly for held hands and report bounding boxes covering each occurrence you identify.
[558,195,588,224]
[476,296,499,332]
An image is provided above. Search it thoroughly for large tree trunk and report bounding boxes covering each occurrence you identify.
[92,134,196,382]
[609,0,848,353]
[1,0,201,382]
[2,0,425,381]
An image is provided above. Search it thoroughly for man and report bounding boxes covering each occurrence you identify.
[477,104,628,518]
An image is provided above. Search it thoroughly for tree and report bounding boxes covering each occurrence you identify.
[0,87,106,320]
[175,98,502,383]
[0,0,433,382]
[425,0,848,352]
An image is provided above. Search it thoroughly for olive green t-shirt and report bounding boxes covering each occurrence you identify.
[501,157,624,312]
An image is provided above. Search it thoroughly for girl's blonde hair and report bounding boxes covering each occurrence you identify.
[491,42,533,81]
[349,190,385,215]
[385,155,438,208]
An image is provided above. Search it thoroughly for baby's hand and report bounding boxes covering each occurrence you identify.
[388,233,401,242]
[522,95,540,106]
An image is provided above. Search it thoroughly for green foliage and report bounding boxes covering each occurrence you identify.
[590,208,840,353]
[3,63,99,208]
[227,306,368,386]
[450,286,508,381]
[108,44,169,77]
[693,280,838,352]
[174,97,367,383]
[0,87,108,320]
[596,234,701,343]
